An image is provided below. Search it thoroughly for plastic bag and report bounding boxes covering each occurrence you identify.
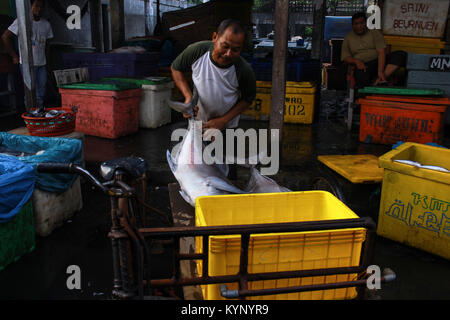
[0,154,36,223]
[0,133,82,193]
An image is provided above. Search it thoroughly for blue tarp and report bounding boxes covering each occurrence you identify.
[0,133,82,193]
[0,154,35,223]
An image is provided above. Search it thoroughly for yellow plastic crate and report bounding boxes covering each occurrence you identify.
[378,142,450,259]
[318,155,384,184]
[195,191,367,300]
[243,81,317,124]
[384,35,445,54]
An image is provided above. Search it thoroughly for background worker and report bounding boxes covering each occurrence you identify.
[341,12,406,88]
[2,0,53,108]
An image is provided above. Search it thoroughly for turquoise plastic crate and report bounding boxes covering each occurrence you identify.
[0,202,35,272]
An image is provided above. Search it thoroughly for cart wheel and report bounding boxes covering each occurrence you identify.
[309,169,347,204]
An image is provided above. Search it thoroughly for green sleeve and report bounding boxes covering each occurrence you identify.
[171,41,212,72]
[236,58,256,104]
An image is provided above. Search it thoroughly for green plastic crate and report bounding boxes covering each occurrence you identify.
[58,79,141,91]
[0,201,35,272]
[358,86,445,96]
[100,76,172,86]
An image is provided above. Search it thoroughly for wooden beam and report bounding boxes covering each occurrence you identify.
[89,0,104,52]
[269,0,289,141]
[110,0,125,48]
[311,0,326,60]
[15,0,36,111]
[144,0,150,36]
[311,0,326,121]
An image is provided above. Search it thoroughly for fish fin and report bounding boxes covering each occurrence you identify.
[245,167,291,193]
[167,86,199,115]
[168,100,194,115]
[205,176,243,194]
[215,163,229,177]
[166,149,177,172]
[179,190,194,206]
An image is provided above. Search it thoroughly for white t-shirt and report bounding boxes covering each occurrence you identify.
[171,41,256,129]
[192,52,240,128]
[8,18,54,66]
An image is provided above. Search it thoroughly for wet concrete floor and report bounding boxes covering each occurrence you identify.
[0,92,449,300]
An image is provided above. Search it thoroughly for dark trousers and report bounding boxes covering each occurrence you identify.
[354,50,407,88]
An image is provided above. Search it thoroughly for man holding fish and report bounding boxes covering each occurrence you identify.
[166,19,290,206]
[170,19,256,131]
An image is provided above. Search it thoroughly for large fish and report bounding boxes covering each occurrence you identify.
[166,88,290,206]
[167,89,244,206]
[166,119,245,207]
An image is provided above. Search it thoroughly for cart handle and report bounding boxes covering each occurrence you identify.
[37,162,109,194]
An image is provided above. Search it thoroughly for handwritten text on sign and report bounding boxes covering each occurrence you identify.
[385,193,450,238]
[381,0,450,38]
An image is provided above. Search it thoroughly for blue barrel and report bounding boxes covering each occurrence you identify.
[324,16,353,41]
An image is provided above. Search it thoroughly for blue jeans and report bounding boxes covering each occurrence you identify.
[19,65,47,107]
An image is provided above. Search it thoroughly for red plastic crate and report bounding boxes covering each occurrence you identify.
[358,97,448,145]
[59,88,142,139]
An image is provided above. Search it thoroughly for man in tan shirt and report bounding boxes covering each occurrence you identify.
[341,12,406,88]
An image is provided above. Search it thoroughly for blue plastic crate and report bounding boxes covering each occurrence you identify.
[62,52,160,80]
[251,58,321,82]
[287,59,321,82]
[251,60,273,81]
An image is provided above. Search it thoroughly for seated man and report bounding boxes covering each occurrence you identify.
[341,12,406,88]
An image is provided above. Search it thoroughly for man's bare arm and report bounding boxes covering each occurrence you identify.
[343,56,367,71]
[1,30,19,64]
[376,48,386,81]
[171,66,192,104]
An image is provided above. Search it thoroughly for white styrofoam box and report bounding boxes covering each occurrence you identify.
[32,177,83,237]
[140,81,174,128]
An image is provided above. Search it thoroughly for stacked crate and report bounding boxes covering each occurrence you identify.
[406,53,450,125]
